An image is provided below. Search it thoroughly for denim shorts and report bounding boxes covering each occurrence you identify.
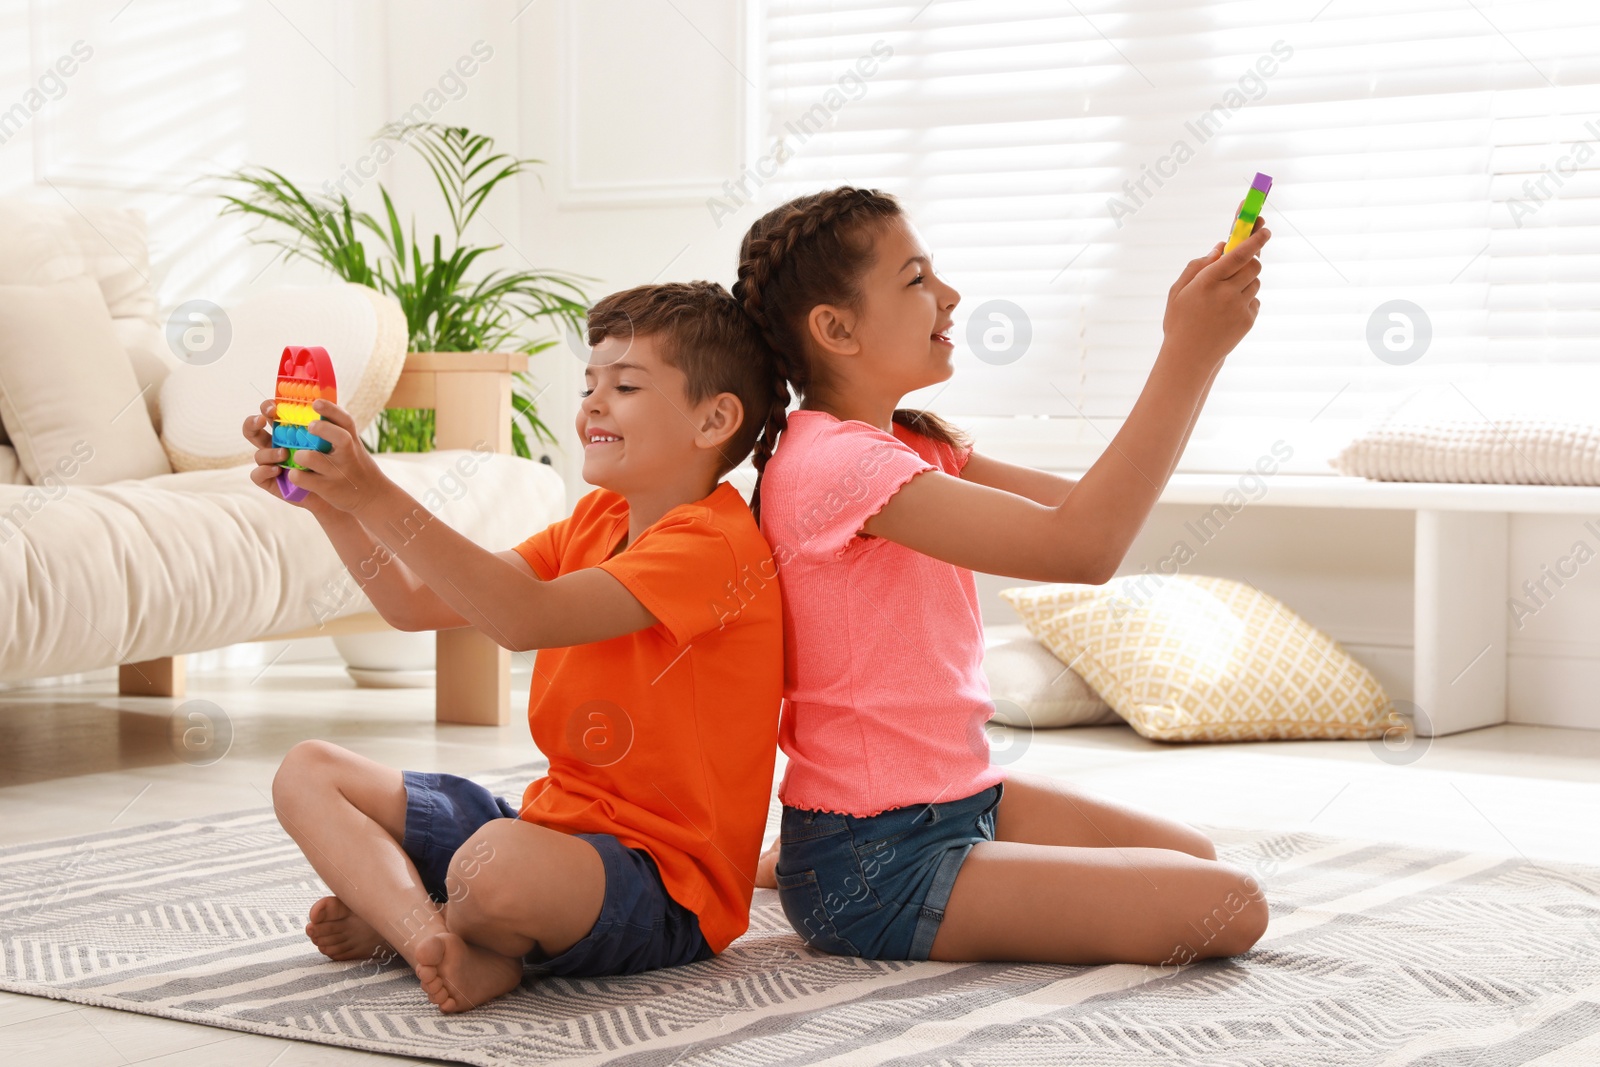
[774,782,1003,961]
[400,770,712,977]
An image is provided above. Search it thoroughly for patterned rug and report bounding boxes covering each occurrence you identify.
[2,768,1599,1066]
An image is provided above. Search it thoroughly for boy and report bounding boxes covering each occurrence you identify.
[245,281,782,1013]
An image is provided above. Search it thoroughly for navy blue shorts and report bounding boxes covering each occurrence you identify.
[400,770,712,977]
[774,782,1002,961]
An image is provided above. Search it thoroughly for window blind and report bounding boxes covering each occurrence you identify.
[754,0,1600,473]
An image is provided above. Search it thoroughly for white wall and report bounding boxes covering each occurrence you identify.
[6,1,1598,729]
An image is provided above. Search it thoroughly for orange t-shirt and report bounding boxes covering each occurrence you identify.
[511,480,782,954]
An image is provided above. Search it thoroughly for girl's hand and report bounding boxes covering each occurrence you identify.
[243,401,337,518]
[275,398,392,515]
[1161,217,1270,372]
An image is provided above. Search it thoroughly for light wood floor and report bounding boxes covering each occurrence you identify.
[2,659,1598,1065]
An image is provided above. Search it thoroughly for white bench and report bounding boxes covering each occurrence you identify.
[1058,473,1600,737]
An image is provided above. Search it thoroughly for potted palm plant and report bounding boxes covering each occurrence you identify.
[219,122,589,684]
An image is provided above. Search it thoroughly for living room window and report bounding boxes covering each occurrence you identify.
[754,0,1600,472]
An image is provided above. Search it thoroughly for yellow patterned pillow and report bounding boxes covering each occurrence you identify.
[1000,576,1391,742]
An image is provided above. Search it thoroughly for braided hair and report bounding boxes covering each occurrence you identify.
[732,186,972,524]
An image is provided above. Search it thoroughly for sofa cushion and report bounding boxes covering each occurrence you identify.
[0,199,81,450]
[0,197,168,436]
[159,283,408,471]
[0,450,566,683]
[59,203,170,436]
[0,197,85,287]
[0,275,171,485]
[1002,576,1392,742]
[0,445,23,485]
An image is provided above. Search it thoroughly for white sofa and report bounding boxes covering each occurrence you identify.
[0,197,566,725]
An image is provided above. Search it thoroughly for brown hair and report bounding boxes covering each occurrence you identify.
[585,280,776,481]
[732,186,971,522]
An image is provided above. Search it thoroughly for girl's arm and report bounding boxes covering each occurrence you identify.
[960,257,1231,509]
[867,224,1267,585]
[959,453,1077,508]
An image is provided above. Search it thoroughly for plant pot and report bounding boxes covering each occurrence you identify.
[331,630,436,688]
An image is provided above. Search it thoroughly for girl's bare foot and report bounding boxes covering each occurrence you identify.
[307,896,395,962]
[755,839,779,889]
[414,931,523,1013]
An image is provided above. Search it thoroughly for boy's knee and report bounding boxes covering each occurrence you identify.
[272,740,346,810]
[445,821,519,919]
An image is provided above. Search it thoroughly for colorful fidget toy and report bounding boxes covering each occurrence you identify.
[1223,172,1273,254]
[269,345,336,504]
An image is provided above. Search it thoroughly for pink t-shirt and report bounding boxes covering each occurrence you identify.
[759,409,1007,817]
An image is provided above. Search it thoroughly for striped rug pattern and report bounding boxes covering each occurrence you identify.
[2,769,1599,1066]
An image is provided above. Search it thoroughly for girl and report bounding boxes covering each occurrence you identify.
[735,186,1272,967]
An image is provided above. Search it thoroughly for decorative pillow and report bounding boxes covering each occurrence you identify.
[0,445,23,485]
[1000,576,1391,742]
[0,197,168,435]
[0,198,84,451]
[0,197,86,288]
[58,203,169,435]
[159,283,408,471]
[1332,419,1600,485]
[0,276,170,485]
[981,625,1119,728]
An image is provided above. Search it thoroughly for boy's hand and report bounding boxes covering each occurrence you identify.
[1161,216,1270,372]
[243,401,337,517]
[278,398,392,515]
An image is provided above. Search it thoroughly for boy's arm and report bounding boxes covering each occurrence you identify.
[247,403,469,632]
[312,506,542,632]
[353,478,657,651]
[268,403,656,646]
[250,398,655,648]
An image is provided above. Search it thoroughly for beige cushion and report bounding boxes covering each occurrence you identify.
[0,197,85,287]
[159,283,408,471]
[0,276,170,485]
[0,199,83,450]
[1332,418,1600,485]
[0,445,23,485]
[0,197,169,436]
[1001,576,1391,742]
[59,203,170,435]
[982,624,1118,728]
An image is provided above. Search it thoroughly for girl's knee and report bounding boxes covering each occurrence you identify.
[1175,825,1218,862]
[1209,864,1269,955]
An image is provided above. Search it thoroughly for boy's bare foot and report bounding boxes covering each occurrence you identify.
[307,896,394,962]
[755,839,779,889]
[414,931,522,1013]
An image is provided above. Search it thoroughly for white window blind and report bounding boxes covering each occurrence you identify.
[755,0,1600,473]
